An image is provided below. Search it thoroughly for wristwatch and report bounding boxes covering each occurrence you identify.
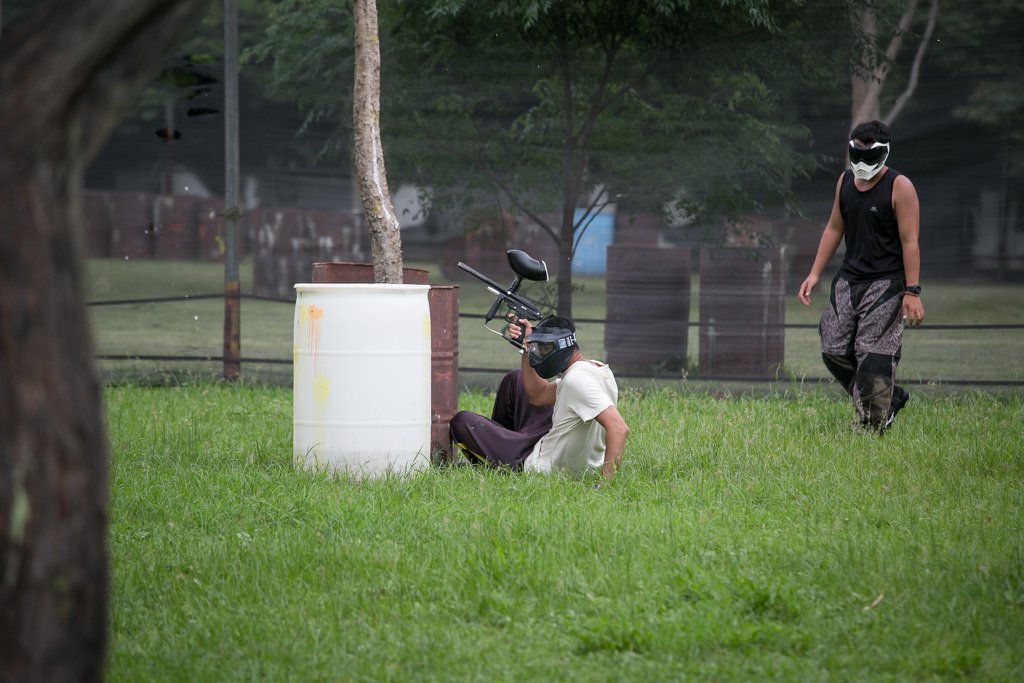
[904,284,922,296]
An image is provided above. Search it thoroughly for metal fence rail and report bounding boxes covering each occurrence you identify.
[88,293,1024,386]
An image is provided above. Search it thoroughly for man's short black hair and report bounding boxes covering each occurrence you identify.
[850,120,892,145]
[535,316,578,349]
[537,315,575,332]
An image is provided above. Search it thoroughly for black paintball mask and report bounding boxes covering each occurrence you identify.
[525,327,577,379]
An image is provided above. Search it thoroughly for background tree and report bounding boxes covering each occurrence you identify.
[254,0,819,316]
[245,0,360,181]
[86,0,291,198]
[395,1,808,312]
[848,0,939,128]
[933,0,1024,280]
[0,1,208,680]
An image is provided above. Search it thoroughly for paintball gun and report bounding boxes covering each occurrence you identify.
[457,249,549,350]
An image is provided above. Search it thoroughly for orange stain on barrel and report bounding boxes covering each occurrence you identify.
[307,304,324,372]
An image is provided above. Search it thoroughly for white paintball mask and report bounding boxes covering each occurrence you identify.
[849,140,890,180]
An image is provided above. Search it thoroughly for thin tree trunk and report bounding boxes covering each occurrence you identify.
[996,146,1011,282]
[556,39,579,318]
[0,1,207,680]
[849,0,937,130]
[558,139,579,318]
[353,0,404,283]
[850,4,887,126]
[884,0,938,125]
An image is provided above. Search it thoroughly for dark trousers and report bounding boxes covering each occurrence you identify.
[819,276,906,427]
[449,370,553,468]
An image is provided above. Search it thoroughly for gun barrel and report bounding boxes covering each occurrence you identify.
[457,261,506,293]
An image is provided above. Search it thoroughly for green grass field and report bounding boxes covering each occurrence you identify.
[105,383,1024,681]
[85,258,1024,388]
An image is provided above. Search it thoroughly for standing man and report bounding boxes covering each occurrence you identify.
[798,120,925,432]
[450,316,629,479]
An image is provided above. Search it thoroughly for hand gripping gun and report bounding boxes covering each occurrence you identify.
[457,249,549,350]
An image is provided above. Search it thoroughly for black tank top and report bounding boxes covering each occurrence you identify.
[837,168,905,281]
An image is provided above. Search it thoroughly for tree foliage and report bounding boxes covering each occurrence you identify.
[255,0,824,313]
[847,0,939,129]
[936,0,1024,175]
[245,0,357,163]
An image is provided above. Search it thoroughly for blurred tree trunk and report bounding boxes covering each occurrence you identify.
[850,0,939,129]
[0,1,207,681]
[353,0,404,283]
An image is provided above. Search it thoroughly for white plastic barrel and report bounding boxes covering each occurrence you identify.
[293,283,431,477]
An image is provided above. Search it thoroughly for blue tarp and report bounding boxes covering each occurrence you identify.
[572,210,614,276]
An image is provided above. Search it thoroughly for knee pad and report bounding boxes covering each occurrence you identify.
[822,353,856,392]
[859,352,894,378]
[855,353,896,426]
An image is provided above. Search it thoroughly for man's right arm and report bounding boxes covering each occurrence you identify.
[798,174,846,306]
[510,319,557,406]
[519,348,557,406]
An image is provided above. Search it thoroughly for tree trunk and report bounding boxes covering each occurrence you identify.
[556,68,580,318]
[849,0,938,130]
[849,3,885,126]
[0,1,207,680]
[557,200,577,318]
[353,0,404,284]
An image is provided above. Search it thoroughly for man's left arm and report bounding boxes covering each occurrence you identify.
[894,175,925,326]
[595,405,629,480]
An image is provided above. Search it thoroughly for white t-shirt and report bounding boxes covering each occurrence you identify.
[524,359,618,475]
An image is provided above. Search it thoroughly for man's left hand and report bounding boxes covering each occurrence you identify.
[903,295,925,327]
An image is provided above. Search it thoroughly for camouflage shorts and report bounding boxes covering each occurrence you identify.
[819,276,905,358]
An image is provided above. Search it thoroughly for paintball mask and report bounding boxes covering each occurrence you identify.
[526,327,577,379]
[849,140,890,180]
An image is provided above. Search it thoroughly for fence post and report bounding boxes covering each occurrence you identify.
[222,0,241,380]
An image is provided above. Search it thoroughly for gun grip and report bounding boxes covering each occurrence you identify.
[505,310,525,346]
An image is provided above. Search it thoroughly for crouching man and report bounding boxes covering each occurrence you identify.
[449,316,629,479]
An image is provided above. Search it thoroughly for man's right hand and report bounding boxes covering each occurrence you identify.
[509,318,533,344]
[798,274,819,306]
